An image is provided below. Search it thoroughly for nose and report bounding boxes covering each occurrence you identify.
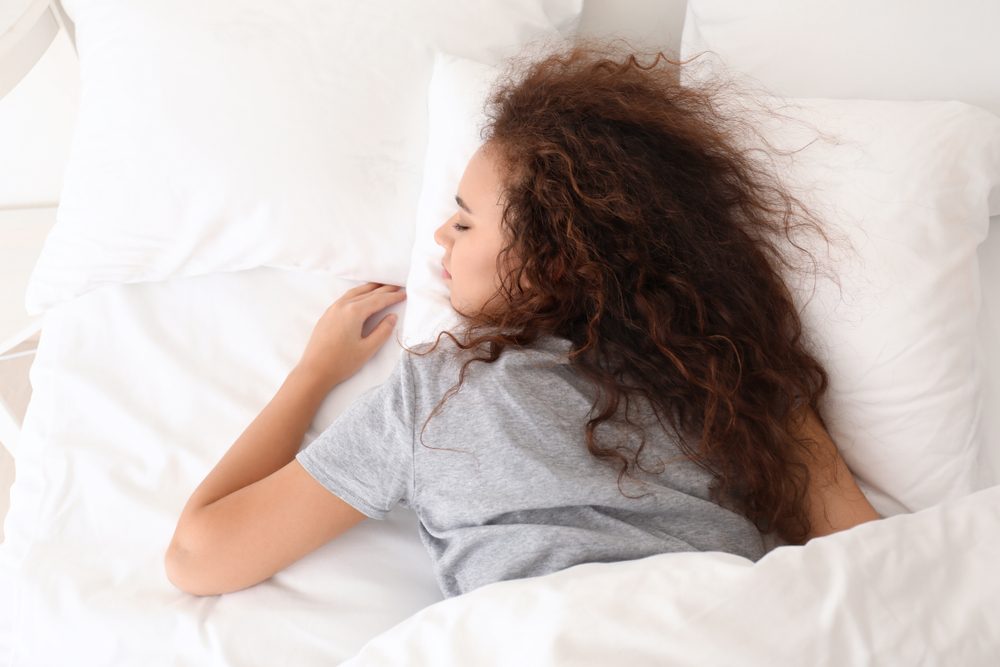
[434,213,457,249]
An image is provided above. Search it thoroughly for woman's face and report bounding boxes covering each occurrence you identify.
[434,144,513,316]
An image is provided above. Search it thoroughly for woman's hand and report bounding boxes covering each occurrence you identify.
[296,282,407,389]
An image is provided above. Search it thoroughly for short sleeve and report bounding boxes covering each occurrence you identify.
[295,354,415,520]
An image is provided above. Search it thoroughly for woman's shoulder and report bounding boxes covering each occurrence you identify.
[398,333,594,417]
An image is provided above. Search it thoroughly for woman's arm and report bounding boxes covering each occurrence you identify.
[165,282,406,595]
[165,365,369,596]
[789,406,882,543]
[175,364,335,519]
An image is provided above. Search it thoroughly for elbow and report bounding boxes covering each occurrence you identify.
[164,539,219,597]
[164,533,265,597]
[166,509,224,597]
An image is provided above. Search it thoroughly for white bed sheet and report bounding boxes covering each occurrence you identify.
[0,267,442,666]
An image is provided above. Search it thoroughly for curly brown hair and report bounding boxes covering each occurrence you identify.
[404,36,853,546]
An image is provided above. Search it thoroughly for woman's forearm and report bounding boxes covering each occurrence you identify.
[177,364,337,522]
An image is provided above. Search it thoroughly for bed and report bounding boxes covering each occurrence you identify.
[2,1,1000,665]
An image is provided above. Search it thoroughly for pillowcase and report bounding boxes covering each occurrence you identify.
[401,50,1000,517]
[678,0,1000,121]
[23,0,584,315]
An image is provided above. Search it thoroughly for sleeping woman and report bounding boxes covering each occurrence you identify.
[166,39,882,598]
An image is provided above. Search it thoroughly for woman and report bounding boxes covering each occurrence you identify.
[165,39,881,598]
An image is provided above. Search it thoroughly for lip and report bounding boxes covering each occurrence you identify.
[441,263,451,279]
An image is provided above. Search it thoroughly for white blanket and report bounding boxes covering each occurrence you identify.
[346,482,1000,665]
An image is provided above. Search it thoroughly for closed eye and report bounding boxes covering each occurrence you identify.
[451,222,469,232]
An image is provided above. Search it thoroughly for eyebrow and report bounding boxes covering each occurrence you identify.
[455,194,474,216]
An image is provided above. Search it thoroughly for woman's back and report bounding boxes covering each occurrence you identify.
[295,334,767,599]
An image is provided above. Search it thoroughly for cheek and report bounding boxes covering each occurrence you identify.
[451,235,504,292]
[465,249,498,285]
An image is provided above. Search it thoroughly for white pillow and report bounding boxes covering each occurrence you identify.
[24,0,584,315]
[402,51,1000,517]
[679,0,1000,121]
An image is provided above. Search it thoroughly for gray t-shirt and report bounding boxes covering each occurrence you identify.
[296,334,766,599]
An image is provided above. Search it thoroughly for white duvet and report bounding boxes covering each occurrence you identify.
[1,265,999,665]
[346,483,1000,665]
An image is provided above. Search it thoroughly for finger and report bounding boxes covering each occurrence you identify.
[340,281,386,301]
[348,283,402,301]
[354,289,408,318]
[363,313,398,348]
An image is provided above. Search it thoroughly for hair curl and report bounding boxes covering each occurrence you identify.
[403,36,854,546]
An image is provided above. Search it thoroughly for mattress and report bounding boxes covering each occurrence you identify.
[0,267,441,666]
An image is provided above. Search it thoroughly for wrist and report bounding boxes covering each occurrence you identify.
[289,360,342,396]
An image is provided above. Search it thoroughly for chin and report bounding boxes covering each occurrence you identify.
[449,297,475,319]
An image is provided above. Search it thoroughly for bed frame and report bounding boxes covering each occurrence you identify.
[0,0,74,100]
